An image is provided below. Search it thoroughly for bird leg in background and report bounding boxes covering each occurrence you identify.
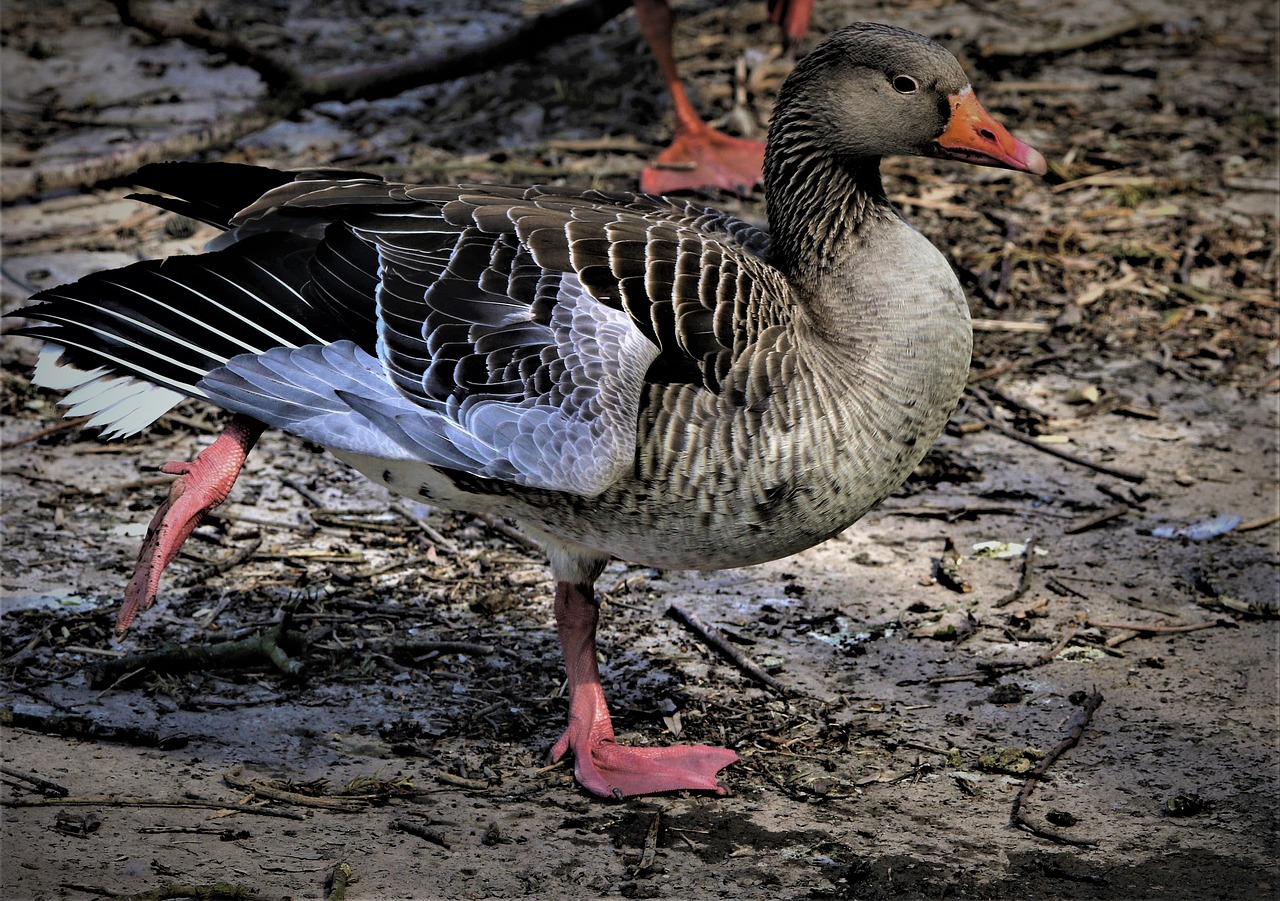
[118,413,265,636]
[548,579,739,797]
[633,0,765,196]
[768,0,814,47]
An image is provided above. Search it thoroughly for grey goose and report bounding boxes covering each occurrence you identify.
[13,23,1046,799]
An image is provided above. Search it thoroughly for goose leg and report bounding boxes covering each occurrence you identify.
[117,414,265,635]
[548,579,739,797]
[768,0,813,47]
[634,0,764,196]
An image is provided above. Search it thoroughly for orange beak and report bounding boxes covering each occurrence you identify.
[932,88,1047,176]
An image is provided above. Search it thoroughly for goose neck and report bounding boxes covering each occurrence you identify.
[763,154,892,283]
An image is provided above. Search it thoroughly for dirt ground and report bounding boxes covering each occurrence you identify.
[1,1,1277,899]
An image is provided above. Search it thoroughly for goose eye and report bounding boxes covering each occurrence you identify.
[891,74,919,94]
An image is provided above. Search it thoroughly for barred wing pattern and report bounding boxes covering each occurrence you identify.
[23,165,793,500]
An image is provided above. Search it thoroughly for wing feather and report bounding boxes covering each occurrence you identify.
[18,167,793,496]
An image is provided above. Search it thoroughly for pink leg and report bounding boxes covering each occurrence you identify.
[768,0,813,47]
[548,580,738,798]
[117,414,265,636]
[634,0,765,196]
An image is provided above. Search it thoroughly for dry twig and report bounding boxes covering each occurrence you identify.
[0,765,69,797]
[1236,512,1280,532]
[1037,628,1080,664]
[85,881,277,900]
[88,618,301,688]
[471,512,542,551]
[391,502,458,552]
[1064,504,1131,534]
[2,112,277,204]
[326,862,355,901]
[224,766,367,812]
[994,535,1040,608]
[967,407,1146,483]
[3,794,307,820]
[173,536,263,589]
[2,706,186,750]
[666,605,790,696]
[632,810,662,876]
[389,640,507,661]
[0,417,91,450]
[967,350,1074,384]
[392,817,450,847]
[6,0,632,203]
[1087,619,1236,635]
[1010,690,1104,845]
[979,16,1154,60]
[282,477,327,508]
[428,769,491,791]
[927,624,1080,685]
[936,536,973,593]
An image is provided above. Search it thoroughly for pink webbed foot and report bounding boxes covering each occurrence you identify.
[640,123,765,197]
[550,722,739,799]
[633,0,764,198]
[118,414,264,635]
[549,579,738,798]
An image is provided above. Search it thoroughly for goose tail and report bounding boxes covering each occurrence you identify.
[12,162,386,437]
[15,231,331,437]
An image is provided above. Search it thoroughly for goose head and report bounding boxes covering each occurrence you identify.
[765,23,1046,179]
[763,23,1046,270]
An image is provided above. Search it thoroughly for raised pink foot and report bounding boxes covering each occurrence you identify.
[549,580,738,798]
[641,124,765,197]
[117,414,264,635]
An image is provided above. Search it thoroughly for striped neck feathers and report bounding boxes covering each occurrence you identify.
[763,128,896,286]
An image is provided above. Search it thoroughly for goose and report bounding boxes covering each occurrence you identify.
[12,23,1046,799]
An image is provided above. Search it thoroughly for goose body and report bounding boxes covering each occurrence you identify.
[14,23,1045,798]
[328,203,968,575]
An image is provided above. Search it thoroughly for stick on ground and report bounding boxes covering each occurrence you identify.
[3,794,307,820]
[392,817,450,848]
[325,862,356,901]
[1088,619,1236,635]
[1010,689,1104,845]
[995,535,1039,607]
[968,407,1146,483]
[979,16,1154,60]
[224,766,367,812]
[4,0,632,203]
[0,765,69,797]
[666,605,791,696]
[88,618,301,689]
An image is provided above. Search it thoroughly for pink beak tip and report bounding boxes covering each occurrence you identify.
[1022,144,1049,177]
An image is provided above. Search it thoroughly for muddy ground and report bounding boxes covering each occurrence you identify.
[1,1,1277,899]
